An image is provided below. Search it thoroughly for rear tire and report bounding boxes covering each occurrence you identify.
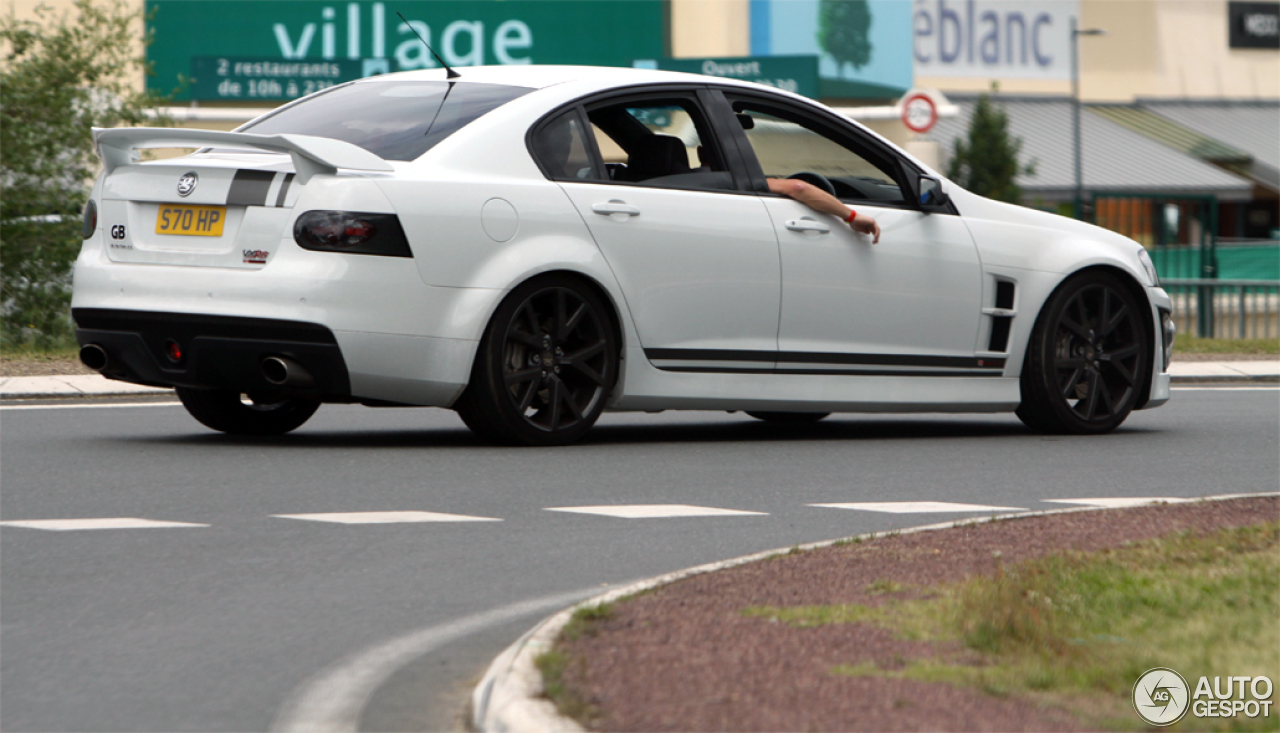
[1016,271,1150,435]
[745,411,830,424]
[176,387,319,435]
[454,275,619,446]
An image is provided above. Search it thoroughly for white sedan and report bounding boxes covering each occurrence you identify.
[74,65,1174,445]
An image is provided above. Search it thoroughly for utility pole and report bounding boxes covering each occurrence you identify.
[1071,17,1105,221]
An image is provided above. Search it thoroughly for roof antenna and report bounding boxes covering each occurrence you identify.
[396,11,460,79]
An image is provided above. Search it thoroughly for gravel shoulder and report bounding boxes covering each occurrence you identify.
[0,355,94,377]
[550,496,1279,732]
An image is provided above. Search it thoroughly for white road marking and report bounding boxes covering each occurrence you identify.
[273,511,501,524]
[0,517,208,530]
[810,501,1028,513]
[545,504,767,518]
[0,401,181,411]
[1044,497,1193,508]
[269,587,605,733]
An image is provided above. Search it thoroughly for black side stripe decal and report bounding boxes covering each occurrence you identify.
[657,366,1004,377]
[645,348,1005,370]
[274,173,295,207]
[226,170,275,206]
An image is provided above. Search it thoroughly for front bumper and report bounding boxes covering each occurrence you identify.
[74,308,351,399]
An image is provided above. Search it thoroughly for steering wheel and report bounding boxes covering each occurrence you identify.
[787,171,837,197]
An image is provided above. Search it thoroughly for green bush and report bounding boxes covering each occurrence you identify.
[1,0,170,348]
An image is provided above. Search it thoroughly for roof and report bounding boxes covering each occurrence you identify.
[350,64,783,94]
[1087,106,1251,164]
[1137,99,1280,192]
[928,95,1254,202]
[1139,100,1280,170]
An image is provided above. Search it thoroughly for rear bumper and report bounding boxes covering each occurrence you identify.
[73,308,351,399]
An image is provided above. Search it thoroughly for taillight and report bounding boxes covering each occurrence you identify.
[292,211,412,257]
[82,199,97,239]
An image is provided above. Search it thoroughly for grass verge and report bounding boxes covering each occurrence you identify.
[1174,337,1279,355]
[535,603,613,726]
[746,522,1279,731]
[0,344,81,362]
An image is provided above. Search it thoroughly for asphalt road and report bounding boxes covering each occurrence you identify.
[2,387,1277,732]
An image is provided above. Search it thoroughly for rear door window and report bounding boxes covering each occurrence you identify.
[583,96,735,192]
[530,109,601,181]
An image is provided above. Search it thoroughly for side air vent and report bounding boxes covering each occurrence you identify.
[988,316,1013,352]
[995,280,1016,310]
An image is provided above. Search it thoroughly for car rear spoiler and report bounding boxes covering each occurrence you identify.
[93,127,394,184]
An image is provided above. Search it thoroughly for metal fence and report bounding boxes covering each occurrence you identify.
[1162,279,1280,339]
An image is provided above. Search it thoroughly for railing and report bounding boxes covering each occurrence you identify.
[1161,279,1280,339]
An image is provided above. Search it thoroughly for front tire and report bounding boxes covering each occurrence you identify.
[1016,271,1150,435]
[176,388,319,435]
[455,276,619,446]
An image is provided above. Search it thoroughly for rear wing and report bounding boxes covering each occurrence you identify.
[93,127,394,184]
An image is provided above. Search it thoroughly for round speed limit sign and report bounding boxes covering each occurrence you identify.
[901,93,938,134]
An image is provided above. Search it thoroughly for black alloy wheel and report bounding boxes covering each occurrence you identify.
[455,276,618,446]
[176,387,320,435]
[1017,271,1150,434]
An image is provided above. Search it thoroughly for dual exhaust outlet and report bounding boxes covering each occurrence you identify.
[78,344,313,387]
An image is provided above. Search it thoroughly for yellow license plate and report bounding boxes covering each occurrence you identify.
[156,205,226,236]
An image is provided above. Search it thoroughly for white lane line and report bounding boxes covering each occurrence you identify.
[0,517,208,530]
[1044,497,1193,508]
[273,511,501,524]
[0,401,181,411]
[810,501,1028,514]
[269,586,604,733]
[545,504,767,518]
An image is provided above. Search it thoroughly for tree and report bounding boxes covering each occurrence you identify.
[818,0,873,74]
[946,91,1035,204]
[1,0,169,347]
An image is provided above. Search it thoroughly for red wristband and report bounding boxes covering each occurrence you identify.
[843,209,857,223]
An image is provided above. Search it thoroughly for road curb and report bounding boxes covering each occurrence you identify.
[0,375,173,400]
[470,491,1280,733]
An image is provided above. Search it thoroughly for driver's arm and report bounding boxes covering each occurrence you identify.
[766,178,880,243]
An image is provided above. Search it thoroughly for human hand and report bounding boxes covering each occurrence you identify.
[850,213,880,244]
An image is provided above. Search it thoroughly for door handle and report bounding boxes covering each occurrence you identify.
[592,200,640,217]
[785,217,829,233]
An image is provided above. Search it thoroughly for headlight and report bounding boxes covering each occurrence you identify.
[1136,248,1159,286]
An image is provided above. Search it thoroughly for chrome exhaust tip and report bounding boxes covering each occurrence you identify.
[261,356,314,387]
[79,344,109,371]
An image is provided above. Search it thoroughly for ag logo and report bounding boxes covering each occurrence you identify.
[110,224,126,240]
[1134,667,1190,726]
[177,171,199,197]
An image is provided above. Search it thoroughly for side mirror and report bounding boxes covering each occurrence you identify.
[918,175,951,212]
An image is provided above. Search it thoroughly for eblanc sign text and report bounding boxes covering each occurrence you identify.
[913,0,1079,79]
[146,1,664,101]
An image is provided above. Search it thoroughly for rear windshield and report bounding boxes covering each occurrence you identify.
[239,81,532,161]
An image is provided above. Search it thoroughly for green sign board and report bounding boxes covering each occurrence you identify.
[147,1,666,101]
[190,57,357,101]
[638,55,819,98]
[636,54,904,100]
